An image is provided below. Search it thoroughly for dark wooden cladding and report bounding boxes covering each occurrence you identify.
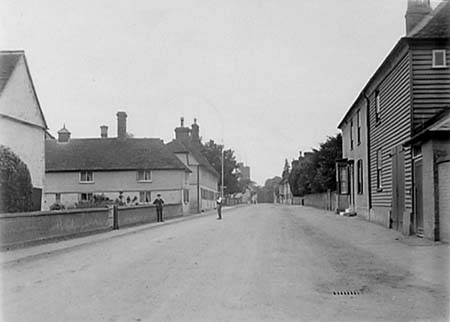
[368,53,412,210]
[412,43,450,132]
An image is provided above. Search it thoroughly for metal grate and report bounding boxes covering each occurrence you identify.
[332,290,361,296]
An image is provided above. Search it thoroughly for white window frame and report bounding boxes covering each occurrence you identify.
[139,191,151,203]
[432,50,447,68]
[80,171,94,183]
[137,170,152,182]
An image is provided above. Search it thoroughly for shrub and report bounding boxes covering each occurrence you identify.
[0,145,33,213]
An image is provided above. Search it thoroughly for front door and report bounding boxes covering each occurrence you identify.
[414,159,424,237]
[391,145,405,231]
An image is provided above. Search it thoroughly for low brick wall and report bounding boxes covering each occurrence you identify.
[118,204,183,227]
[292,191,348,212]
[0,208,110,249]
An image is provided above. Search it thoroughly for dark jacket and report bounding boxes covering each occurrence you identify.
[153,197,164,209]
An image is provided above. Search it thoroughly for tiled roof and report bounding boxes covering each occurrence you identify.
[0,51,21,95]
[166,139,220,177]
[409,1,450,38]
[46,138,191,172]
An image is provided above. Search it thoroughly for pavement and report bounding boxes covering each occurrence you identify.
[1,204,449,322]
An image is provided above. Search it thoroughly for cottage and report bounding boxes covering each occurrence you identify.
[167,118,220,213]
[338,0,450,241]
[0,51,48,210]
[44,112,191,212]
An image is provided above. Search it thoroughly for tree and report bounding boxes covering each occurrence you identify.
[289,133,342,196]
[314,134,342,192]
[256,176,281,203]
[0,145,33,213]
[201,139,241,195]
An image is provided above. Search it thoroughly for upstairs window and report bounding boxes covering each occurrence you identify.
[137,170,152,182]
[80,171,94,183]
[432,50,447,68]
[350,120,354,150]
[375,90,381,123]
[356,110,361,145]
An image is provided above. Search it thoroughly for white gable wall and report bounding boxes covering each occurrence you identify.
[0,55,46,128]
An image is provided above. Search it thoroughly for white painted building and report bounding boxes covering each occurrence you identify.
[44,112,191,212]
[0,51,48,210]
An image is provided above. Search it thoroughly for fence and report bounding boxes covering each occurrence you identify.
[0,203,183,249]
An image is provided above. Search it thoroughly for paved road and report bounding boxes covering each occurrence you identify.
[1,204,449,322]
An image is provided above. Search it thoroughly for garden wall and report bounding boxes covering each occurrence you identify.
[0,203,183,249]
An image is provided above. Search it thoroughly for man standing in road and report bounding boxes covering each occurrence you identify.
[216,196,223,220]
[153,194,165,222]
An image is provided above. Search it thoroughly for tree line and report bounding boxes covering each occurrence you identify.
[257,133,342,202]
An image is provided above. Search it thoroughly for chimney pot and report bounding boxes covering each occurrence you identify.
[100,125,108,138]
[117,111,127,140]
[405,0,431,34]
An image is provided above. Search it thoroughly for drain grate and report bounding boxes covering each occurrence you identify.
[332,290,361,296]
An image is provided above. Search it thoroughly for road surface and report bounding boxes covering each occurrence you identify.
[1,204,449,322]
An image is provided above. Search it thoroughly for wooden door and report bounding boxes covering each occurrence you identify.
[414,159,424,237]
[391,145,405,231]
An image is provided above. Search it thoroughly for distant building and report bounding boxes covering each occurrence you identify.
[338,0,450,241]
[167,118,220,213]
[44,112,191,212]
[237,162,251,181]
[0,50,48,210]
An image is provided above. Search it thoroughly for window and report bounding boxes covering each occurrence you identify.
[377,149,383,191]
[356,110,361,145]
[139,191,151,203]
[55,193,61,203]
[338,165,349,195]
[357,159,363,194]
[375,90,381,123]
[432,50,447,68]
[350,120,354,150]
[80,193,93,202]
[183,189,190,203]
[137,170,152,182]
[80,171,94,183]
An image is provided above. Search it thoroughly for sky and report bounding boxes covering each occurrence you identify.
[0,0,441,185]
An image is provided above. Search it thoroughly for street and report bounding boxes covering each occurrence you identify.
[1,204,449,322]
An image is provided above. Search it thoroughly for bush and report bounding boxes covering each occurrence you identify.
[0,145,33,213]
[49,203,65,211]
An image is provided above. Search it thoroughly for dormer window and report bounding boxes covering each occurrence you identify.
[432,50,447,68]
[137,170,152,182]
[80,171,94,183]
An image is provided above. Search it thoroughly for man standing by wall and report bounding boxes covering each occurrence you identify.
[153,194,165,222]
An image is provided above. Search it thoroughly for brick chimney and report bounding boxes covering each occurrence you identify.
[117,111,127,140]
[406,0,431,34]
[57,124,71,143]
[100,125,108,138]
[175,117,190,143]
[191,118,200,142]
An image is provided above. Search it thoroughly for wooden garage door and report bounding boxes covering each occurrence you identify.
[438,162,450,243]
